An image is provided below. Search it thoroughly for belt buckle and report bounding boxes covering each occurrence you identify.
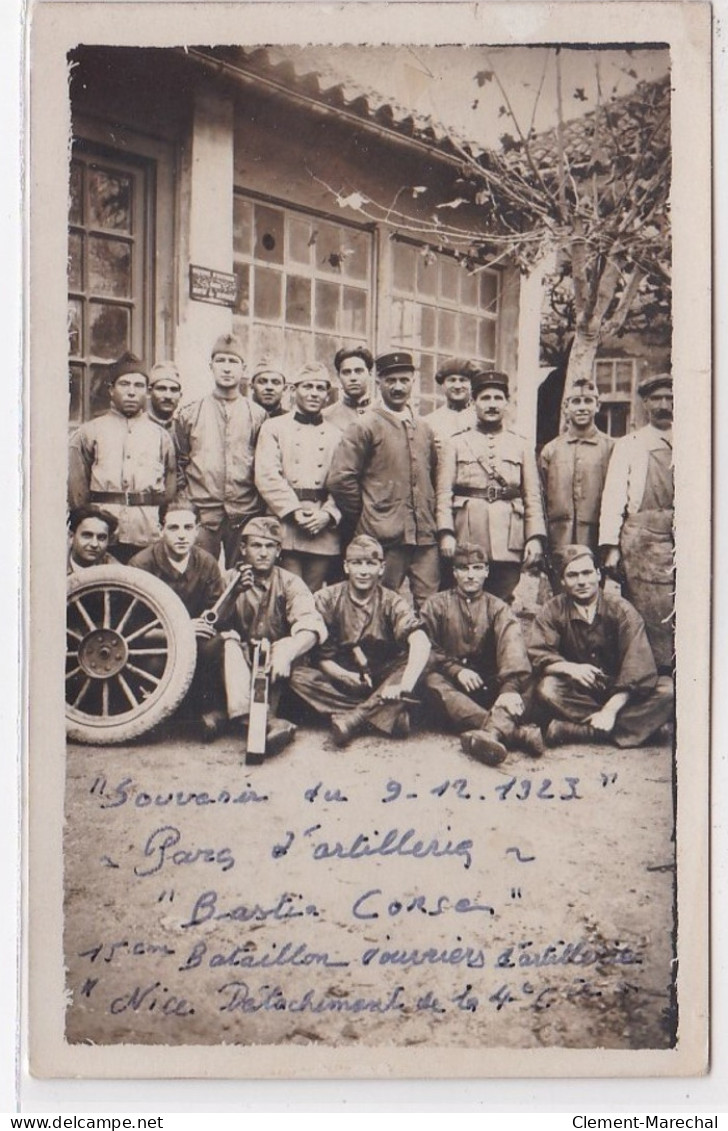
[485,483,500,503]
[123,490,132,507]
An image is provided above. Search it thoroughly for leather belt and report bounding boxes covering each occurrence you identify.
[294,487,327,503]
[455,484,520,503]
[90,490,166,506]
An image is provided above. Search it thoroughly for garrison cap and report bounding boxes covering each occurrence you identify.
[241,517,283,544]
[210,333,246,363]
[290,361,331,386]
[557,544,597,577]
[251,358,286,381]
[345,535,384,561]
[376,351,415,378]
[637,373,672,398]
[470,369,509,397]
[435,357,480,385]
[149,361,181,389]
[453,542,489,568]
[108,351,148,384]
[334,345,374,372]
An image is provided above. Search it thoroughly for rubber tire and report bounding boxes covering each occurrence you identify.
[66,564,198,745]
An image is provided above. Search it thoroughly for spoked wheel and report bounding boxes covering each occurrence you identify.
[66,564,197,744]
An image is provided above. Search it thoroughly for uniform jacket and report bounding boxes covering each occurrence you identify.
[314,581,422,678]
[599,425,674,547]
[66,550,117,575]
[128,541,224,618]
[425,403,476,446]
[436,426,546,563]
[539,427,614,552]
[173,392,267,518]
[327,406,438,547]
[323,397,372,433]
[255,412,341,555]
[68,408,176,548]
[421,588,531,693]
[224,565,327,646]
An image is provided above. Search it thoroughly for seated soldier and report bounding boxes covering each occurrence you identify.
[289,535,431,747]
[528,544,674,747]
[218,517,326,756]
[129,503,229,739]
[421,543,544,767]
[67,505,119,572]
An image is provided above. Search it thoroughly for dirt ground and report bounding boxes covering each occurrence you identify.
[63,718,676,1052]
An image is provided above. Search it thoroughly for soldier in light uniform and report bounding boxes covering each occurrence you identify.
[436,369,546,602]
[147,361,183,431]
[426,357,477,446]
[324,346,373,432]
[255,362,342,592]
[250,359,288,419]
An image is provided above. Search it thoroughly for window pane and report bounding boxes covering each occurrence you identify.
[420,305,436,349]
[254,204,284,264]
[393,242,416,293]
[251,323,285,363]
[314,280,339,331]
[286,276,311,327]
[253,266,282,320]
[88,168,132,233]
[288,216,313,266]
[439,258,460,302]
[459,314,478,354]
[316,222,346,275]
[69,163,83,225]
[314,335,338,370]
[233,197,254,256]
[478,318,497,359]
[342,229,369,281]
[418,353,435,398]
[89,363,112,418]
[233,262,250,317]
[69,364,84,424]
[341,286,366,336]
[88,236,131,298]
[594,360,613,394]
[438,309,456,351]
[615,360,634,392]
[89,303,130,359]
[230,320,250,361]
[284,330,313,374]
[416,252,438,297]
[68,299,83,357]
[480,271,499,313]
[460,271,479,308]
[69,232,83,291]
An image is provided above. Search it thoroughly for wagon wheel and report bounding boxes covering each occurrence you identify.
[66,564,198,745]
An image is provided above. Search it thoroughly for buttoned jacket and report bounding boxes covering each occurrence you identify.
[598,425,674,547]
[539,427,614,552]
[323,397,372,433]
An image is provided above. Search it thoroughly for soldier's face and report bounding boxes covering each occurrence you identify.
[295,379,330,415]
[442,374,471,407]
[242,536,280,574]
[453,561,489,595]
[562,557,600,603]
[69,518,111,566]
[161,509,199,561]
[378,371,414,410]
[110,374,148,417]
[565,394,598,429]
[474,388,507,425]
[338,358,370,399]
[251,373,285,410]
[645,390,673,429]
[150,380,182,419]
[211,352,245,391]
[344,554,385,592]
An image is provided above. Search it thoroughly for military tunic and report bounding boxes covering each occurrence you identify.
[539,427,614,555]
[323,396,372,433]
[425,403,476,446]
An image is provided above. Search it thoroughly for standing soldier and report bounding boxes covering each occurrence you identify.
[173,333,267,567]
[255,362,342,592]
[426,357,477,446]
[68,352,176,563]
[539,378,614,579]
[324,346,373,432]
[437,370,546,603]
[328,351,440,606]
[147,361,183,431]
[250,359,288,419]
[599,374,674,671]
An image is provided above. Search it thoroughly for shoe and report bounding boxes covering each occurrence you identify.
[460,728,508,767]
[390,710,410,739]
[510,724,545,759]
[331,708,368,748]
[200,709,226,743]
[545,719,598,747]
[264,719,297,758]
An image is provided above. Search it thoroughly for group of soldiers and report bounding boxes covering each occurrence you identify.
[67,333,675,764]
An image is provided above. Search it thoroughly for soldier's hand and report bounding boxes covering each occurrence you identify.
[494,691,525,719]
[191,618,217,640]
[564,662,604,689]
[457,668,484,693]
[270,638,297,681]
[439,533,457,560]
[586,706,618,734]
[380,681,407,702]
[602,547,622,573]
[522,538,545,571]
[235,563,255,590]
[334,667,366,691]
[298,507,331,536]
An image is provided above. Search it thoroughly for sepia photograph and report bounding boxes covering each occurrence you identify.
[26,1,711,1082]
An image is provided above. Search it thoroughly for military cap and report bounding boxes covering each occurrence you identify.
[149,361,181,389]
[251,358,286,381]
[210,333,246,362]
[334,345,374,373]
[241,517,283,544]
[452,542,488,568]
[290,361,331,386]
[435,357,480,385]
[470,369,509,397]
[345,535,384,561]
[376,351,415,378]
[557,544,597,576]
[637,373,672,398]
[108,351,148,384]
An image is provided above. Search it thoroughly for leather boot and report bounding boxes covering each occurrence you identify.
[508,724,545,759]
[331,707,368,748]
[199,709,226,743]
[390,709,410,739]
[545,719,607,747]
[460,727,508,767]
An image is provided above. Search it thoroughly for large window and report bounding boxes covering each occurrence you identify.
[68,149,151,422]
[594,357,638,437]
[232,194,373,374]
[390,239,500,415]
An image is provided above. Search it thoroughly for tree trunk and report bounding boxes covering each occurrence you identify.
[564,324,601,392]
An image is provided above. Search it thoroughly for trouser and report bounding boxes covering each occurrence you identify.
[289,658,411,736]
[485,562,522,604]
[220,635,281,721]
[278,551,332,593]
[382,544,440,607]
[424,670,527,736]
[536,673,674,748]
[196,509,256,569]
[114,543,145,565]
[620,513,674,671]
[186,635,226,716]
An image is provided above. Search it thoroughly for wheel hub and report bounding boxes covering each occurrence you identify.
[78,629,128,679]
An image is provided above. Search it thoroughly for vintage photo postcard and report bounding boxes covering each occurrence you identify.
[26,1,711,1080]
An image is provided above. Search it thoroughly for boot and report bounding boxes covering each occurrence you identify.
[460,727,508,767]
[199,709,226,743]
[331,707,368,748]
[508,724,545,759]
[265,719,297,757]
[545,719,607,747]
[390,709,410,739]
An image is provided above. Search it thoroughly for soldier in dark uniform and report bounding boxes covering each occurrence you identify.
[147,362,183,431]
[324,346,373,432]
